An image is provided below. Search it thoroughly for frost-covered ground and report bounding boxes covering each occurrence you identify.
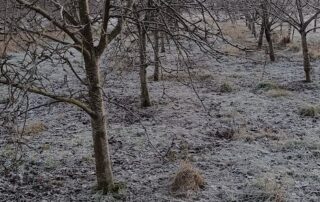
[1,28,320,201]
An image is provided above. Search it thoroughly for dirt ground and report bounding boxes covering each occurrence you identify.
[1,23,320,202]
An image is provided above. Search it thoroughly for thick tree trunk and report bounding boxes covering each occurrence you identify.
[84,56,114,192]
[153,29,160,81]
[265,24,275,62]
[300,31,312,82]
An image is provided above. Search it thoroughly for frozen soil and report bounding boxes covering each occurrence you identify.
[1,41,320,202]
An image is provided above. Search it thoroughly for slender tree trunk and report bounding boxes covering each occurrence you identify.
[138,24,151,107]
[2,0,9,57]
[292,29,295,41]
[84,56,114,192]
[153,29,160,81]
[160,32,165,53]
[251,21,257,38]
[261,3,275,61]
[287,24,292,39]
[300,31,311,82]
[247,17,252,30]
[314,16,318,33]
[316,0,320,33]
[265,24,275,61]
[258,24,265,49]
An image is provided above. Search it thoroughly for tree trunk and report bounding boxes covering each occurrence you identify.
[287,24,292,39]
[292,29,295,41]
[138,24,151,107]
[265,24,275,62]
[300,31,312,82]
[258,24,265,49]
[314,16,318,33]
[160,31,166,53]
[251,21,257,38]
[153,29,160,81]
[261,3,275,62]
[84,56,114,192]
[247,17,252,30]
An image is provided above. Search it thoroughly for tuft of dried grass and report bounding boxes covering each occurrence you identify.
[220,82,233,93]
[232,126,284,142]
[287,42,301,52]
[299,104,320,117]
[20,122,47,135]
[255,81,279,91]
[222,45,243,55]
[266,89,291,98]
[171,161,204,195]
[240,176,286,202]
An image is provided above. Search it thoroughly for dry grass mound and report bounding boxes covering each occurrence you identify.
[299,104,320,117]
[266,89,291,98]
[20,121,47,135]
[241,176,286,202]
[171,161,204,195]
[220,82,233,93]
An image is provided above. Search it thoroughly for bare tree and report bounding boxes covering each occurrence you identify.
[0,0,134,192]
[269,0,320,82]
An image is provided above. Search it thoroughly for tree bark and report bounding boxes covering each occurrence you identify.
[314,16,318,33]
[265,24,275,62]
[300,31,312,82]
[153,29,160,81]
[77,0,115,192]
[287,24,292,39]
[84,55,114,192]
[138,23,151,107]
[261,2,275,62]
[258,24,265,49]
[251,21,257,38]
[160,32,165,53]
